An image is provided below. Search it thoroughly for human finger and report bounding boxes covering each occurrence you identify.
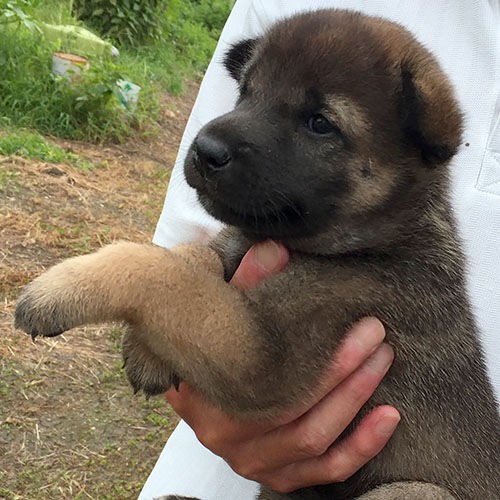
[165,382,270,446]
[166,318,388,451]
[277,317,387,425]
[230,240,289,290]
[230,343,394,473]
[258,405,400,493]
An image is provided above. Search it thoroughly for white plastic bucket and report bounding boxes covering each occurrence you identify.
[52,52,90,80]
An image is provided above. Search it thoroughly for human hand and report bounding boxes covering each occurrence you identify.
[165,240,399,493]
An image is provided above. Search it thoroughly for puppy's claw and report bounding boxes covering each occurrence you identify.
[172,373,181,392]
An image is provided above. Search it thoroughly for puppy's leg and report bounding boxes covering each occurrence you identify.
[14,242,274,415]
[15,242,164,338]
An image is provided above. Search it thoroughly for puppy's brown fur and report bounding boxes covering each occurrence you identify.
[14,10,499,500]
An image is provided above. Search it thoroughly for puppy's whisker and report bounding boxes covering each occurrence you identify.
[273,189,305,223]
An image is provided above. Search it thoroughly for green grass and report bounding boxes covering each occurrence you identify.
[0,128,94,169]
[1,128,69,162]
[152,0,232,90]
[77,0,232,96]
[0,0,231,142]
[147,411,172,429]
[0,25,148,143]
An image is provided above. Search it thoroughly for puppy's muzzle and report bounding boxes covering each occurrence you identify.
[193,133,232,176]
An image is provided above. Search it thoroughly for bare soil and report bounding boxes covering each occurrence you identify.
[0,85,197,499]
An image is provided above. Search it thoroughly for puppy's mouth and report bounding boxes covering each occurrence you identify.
[198,192,310,238]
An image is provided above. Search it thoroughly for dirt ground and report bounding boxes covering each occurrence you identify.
[0,85,198,499]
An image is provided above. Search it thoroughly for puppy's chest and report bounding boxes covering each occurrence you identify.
[213,230,465,340]
[242,254,381,333]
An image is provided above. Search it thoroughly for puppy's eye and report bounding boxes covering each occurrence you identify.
[305,114,337,135]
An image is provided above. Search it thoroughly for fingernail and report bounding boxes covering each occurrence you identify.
[364,343,394,374]
[253,241,285,272]
[350,318,385,352]
[375,411,401,437]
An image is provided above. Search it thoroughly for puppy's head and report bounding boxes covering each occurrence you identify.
[184,10,462,247]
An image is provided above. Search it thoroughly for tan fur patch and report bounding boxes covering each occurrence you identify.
[324,94,371,139]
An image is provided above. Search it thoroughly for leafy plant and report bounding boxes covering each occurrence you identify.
[73,0,165,46]
[0,0,232,141]
[0,0,40,32]
[0,24,160,142]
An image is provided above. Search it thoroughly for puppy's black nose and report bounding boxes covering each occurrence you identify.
[194,134,232,174]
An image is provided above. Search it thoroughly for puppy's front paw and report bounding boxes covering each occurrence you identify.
[122,329,179,396]
[14,277,76,340]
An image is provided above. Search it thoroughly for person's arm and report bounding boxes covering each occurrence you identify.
[165,241,400,493]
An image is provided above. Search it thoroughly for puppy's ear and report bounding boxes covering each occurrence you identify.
[398,57,463,167]
[224,38,258,82]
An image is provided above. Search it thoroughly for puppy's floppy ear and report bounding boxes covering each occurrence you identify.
[224,38,258,82]
[398,55,463,167]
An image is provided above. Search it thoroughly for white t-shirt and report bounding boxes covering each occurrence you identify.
[141,1,500,498]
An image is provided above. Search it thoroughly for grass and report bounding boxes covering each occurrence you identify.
[0,129,69,162]
[0,25,143,143]
[0,128,94,169]
[0,168,19,192]
[0,0,231,142]
[0,341,179,498]
[0,1,220,494]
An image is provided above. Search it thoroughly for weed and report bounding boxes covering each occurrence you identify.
[0,0,231,141]
[101,361,124,384]
[74,0,164,46]
[0,25,158,143]
[0,0,39,32]
[146,411,171,429]
[1,128,65,161]
[0,167,19,191]
[0,127,97,171]
[107,325,125,353]
[144,430,158,442]
[146,0,233,92]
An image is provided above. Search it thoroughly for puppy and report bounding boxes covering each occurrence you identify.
[15,9,499,499]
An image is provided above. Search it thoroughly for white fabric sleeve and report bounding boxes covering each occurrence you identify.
[152,0,271,248]
[141,0,500,498]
